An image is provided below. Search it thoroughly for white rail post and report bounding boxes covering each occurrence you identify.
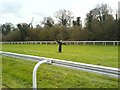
[113,42,115,46]
[33,60,47,90]
[117,42,119,46]
[105,42,106,45]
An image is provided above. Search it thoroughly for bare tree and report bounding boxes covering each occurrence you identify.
[54,9,73,26]
[17,23,29,40]
[42,17,54,27]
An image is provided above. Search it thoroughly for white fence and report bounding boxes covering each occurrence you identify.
[1,51,119,79]
[0,41,120,46]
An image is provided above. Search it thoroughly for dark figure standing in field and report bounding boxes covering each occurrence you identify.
[56,40,63,53]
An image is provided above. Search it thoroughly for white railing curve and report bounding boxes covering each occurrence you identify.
[33,60,47,90]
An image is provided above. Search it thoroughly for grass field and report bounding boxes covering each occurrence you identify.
[2,56,119,88]
[0,56,2,89]
[2,44,118,68]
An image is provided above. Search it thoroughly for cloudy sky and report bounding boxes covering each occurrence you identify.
[0,0,119,26]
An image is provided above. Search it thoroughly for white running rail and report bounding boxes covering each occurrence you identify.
[1,51,119,79]
[33,60,47,90]
[0,41,119,46]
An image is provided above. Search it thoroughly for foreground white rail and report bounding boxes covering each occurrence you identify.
[1,51,119,79]
[1,41,120,46]
[33,60,47,90]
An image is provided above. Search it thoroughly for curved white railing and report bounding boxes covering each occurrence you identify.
[1,51,119,89]
[33,60,47,90]
[1,51,119,79]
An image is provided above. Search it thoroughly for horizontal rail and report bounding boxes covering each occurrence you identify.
[0,41,120,46]
[1,51,120,78]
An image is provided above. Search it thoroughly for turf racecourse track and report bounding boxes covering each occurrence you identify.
[1,41,119,88]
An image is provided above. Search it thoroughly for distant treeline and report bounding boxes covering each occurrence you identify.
[0,3,119,41]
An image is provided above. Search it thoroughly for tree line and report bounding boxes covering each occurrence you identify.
[0,3,119,41]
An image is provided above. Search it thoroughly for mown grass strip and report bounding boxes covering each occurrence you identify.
[2,56,119,88]
[2,44,118,68]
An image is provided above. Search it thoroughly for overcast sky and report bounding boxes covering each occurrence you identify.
[0,0,119,26]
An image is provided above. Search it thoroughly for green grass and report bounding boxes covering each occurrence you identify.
[0,56,2,89]
[2,44,118,68]
[2,56,119,88]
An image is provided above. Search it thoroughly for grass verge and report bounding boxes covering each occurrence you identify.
[2,44,118,68]
[2,56,119,88]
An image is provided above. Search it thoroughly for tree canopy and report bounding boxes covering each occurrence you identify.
[0,3,119,41]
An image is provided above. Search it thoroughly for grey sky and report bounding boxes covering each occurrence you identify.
[0,0,119,26]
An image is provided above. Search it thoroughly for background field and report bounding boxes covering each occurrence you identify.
[2,56,119,88]
[2,44,118,68]
[0,56,2,89]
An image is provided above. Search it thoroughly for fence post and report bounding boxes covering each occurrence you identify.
[113,42,115,46]
[33,60,47,90]
[117,42,119,46]
[104,42,106,45]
